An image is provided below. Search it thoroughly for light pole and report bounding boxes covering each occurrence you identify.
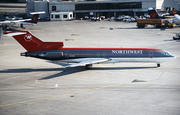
[178,3,179,14]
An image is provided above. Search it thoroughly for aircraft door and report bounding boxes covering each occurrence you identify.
[65,51,69,58]
[149,51,153,58]
[97,52,100,57]
[103,52,106,57]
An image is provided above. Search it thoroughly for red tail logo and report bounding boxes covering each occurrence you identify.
[32,16,38,22]
[150,12,157,18]
[24,34,32,42]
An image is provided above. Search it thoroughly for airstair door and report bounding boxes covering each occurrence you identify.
[149,51,153,58]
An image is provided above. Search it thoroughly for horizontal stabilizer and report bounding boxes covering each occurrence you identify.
[148,7,154,11]
[3,32,26,37]
[30,11,45,15]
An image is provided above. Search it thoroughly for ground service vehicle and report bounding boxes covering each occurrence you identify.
[137,19,175,28]
[173,33,180,40]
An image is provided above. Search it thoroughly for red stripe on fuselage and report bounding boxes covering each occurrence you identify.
[59,48,164,51]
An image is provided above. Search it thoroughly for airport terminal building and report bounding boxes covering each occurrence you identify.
[26,0,179,19]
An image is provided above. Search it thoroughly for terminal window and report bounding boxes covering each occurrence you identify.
[63,15,67,18]
[55,15,60,18]
[75,2,142,10]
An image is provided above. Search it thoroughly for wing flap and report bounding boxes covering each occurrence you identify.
[65,58,109,68]
[47,61,71,67]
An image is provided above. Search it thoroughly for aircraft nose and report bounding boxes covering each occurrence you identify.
[173,55,176,59]
[171,54,176,59]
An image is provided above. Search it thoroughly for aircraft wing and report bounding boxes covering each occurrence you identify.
[0,19,27,24]
[0,20,11,25]
[7,19,31,23]
[65,58,110,68]
[0,20,21,26]
[174,14,180,20]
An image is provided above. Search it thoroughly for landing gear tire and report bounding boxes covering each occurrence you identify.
[21,24,23,28]
[85,64,92,69]
[21,24,25,29]
[157,64,160,67]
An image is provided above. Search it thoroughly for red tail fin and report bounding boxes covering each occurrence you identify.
[3,31,63,52]
[148,7,160,19]
[30,14,39,23]
[29,11,45,24]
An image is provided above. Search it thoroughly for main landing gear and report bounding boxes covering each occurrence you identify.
[157,63,161,67]
[85,64,92,69]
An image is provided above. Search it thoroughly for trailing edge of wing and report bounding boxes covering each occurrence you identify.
[65,58,110,68]
[47,61,71,67]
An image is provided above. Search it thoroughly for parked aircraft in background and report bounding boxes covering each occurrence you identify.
[173,14,180,25]
[4,31,176,69]
[148,7,180,25]
[148,7,170,19]
[0,11,45,30]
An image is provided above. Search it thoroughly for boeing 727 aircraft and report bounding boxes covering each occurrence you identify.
[4,31,176,69]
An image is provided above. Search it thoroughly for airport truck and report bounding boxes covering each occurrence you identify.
[137,19,175,28]
[173,33,180,40]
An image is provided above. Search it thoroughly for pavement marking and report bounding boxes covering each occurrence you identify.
[55,84,58,87]
[0,81,132,108]
[35,80,42,84]
[157,71,164,80]
[72,33,92,47]
[83,21,102,39]
[72,34,84,47]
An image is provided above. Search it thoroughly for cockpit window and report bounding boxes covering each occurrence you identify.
[165,52,169,56]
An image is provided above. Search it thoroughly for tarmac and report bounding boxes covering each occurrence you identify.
[0,20,180,115]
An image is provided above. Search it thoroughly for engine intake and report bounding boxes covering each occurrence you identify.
[20,52,28,56]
